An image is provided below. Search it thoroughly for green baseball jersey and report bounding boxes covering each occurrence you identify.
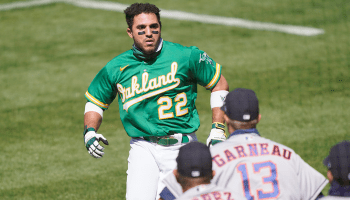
[85,40,222,137]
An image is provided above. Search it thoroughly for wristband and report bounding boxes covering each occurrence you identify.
[212,122,225,131]
[85,102,104,118]
[210,90,229,109]
[83,125,96,136]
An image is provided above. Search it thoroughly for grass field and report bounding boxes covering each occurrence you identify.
[1,0,349,199]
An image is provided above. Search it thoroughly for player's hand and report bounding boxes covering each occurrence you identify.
[206,128,226,147]
[84,127,109,158]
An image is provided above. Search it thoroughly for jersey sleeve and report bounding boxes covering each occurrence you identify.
[189,47,222,90]
[296,154,329,200]
[85,66,117,110]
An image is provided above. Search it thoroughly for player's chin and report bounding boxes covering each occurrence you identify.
[143,46,157,54]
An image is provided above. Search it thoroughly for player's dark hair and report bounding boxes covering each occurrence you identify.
[124,3,161,29]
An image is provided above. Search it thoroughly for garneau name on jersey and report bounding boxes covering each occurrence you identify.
[210,134,328,200]
[212,142,292,167]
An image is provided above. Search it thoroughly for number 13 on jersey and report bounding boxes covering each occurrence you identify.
[237,161,280,200]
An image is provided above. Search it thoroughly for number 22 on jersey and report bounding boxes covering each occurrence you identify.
[157,92,188,119]
[237,161,280,200]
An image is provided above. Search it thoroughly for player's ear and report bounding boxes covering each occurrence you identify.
[173,169,181,184]
[173,169,178,177]
[327,170,333,182]
[257,114,261,123]
[127,28,133,39]
[212,170,216,178]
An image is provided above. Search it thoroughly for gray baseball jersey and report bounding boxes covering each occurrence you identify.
[211,131,328,200]
[176,184,244,200]
[161,170,183,199]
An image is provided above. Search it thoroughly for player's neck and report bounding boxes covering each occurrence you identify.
[132,38,163,61]
[228,128,260,138]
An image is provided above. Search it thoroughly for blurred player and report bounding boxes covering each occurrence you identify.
[174,142,243,200]
[321,140,350,199]
[160,88,328,200]
[82,3,229,200]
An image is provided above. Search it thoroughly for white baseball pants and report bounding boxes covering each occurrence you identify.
[126,133,197,200]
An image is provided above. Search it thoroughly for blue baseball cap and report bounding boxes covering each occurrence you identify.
[221,88,259,121]
[176,142,212,177]
[323,140,350,185]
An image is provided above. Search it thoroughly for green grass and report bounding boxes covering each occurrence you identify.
[1,0,349,199]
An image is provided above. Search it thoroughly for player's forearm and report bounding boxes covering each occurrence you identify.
[211,75,229,123]
[212,107,225,123]
[84,111,103,131]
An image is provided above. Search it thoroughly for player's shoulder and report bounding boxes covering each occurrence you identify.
[210,133,297,155]
[100,49,134,73]
[165,41,213,65]
[241,133,295,150]
[257,135,296,153]
[163,40,201,53]
[164,40,197,49]
[106,49,133,66]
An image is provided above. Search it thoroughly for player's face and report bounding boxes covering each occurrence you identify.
[127,13,161,55]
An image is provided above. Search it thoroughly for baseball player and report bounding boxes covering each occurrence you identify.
[210,88,328,200]
[160,88,329,200]
[321,140,350,199]
[173,141,244,200]
[83,3,229,200]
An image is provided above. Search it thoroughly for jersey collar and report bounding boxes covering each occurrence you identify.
[228,128,260,138]
[328,181,350,197]
[132,38,163,61]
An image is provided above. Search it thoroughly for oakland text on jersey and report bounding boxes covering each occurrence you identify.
[117,62,180,111]
[212,143,292,167]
